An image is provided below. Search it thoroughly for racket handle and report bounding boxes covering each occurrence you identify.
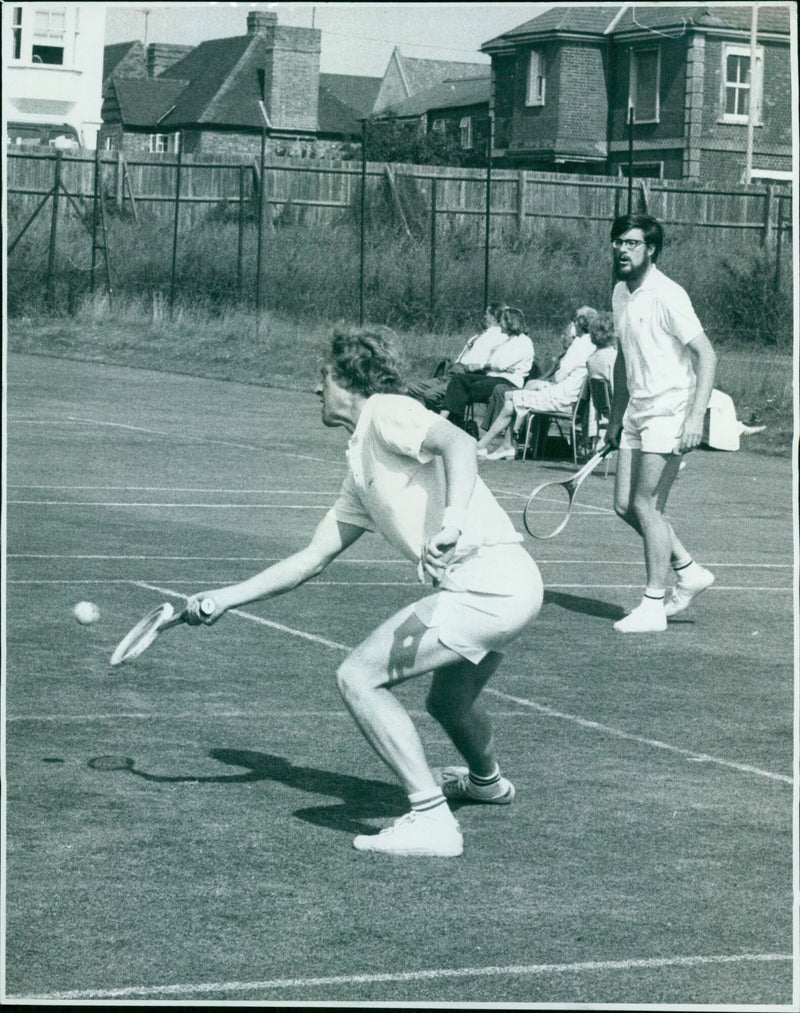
[167,597,217,629]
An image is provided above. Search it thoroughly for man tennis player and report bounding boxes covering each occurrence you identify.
[605,214,717,633]
[185,327,542,857]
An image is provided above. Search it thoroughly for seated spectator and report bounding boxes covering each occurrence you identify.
[586,312,617,389]
[439,306,534,432]
[476,306,598,460]
[406,303,507,410]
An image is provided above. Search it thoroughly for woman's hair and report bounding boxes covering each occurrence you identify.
[588,311,616,350]
[328,326,405,397]
[574,306,598,333]
[610,213,664,260]
[486,301,507,321]
[500,306,526,336]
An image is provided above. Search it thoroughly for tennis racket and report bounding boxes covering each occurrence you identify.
[109,598,215,666]
[523,445,612,539]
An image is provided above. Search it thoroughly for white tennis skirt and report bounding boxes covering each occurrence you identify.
[413,543,543,664]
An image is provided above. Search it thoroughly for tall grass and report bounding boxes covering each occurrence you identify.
[7,201,794,348]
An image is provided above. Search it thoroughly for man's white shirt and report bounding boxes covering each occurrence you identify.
[455,325,506,368]
[612,265,704,401]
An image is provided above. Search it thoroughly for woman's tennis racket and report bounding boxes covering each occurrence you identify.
[523,445,612,539]
[109,598,215,666]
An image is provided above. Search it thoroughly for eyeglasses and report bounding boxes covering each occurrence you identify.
[611,239,647,251]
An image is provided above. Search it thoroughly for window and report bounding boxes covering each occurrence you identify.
[722,43,763,122]
[12,6,22,60]
[617,162,663,181]
[629,47,660,122]
[32,7,66,64]
[431,118,446,135]
[459,116,473,149]
[148,133,179,154]
[526,49,546,106]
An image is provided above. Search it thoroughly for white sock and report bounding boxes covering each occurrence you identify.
[672,559,701,583]
[409,789,449,816]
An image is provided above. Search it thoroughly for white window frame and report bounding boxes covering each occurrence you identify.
[148,133,177,154]
[11,6,23,60]
[431,118,446,136]
[526,49,546,106]
[629,46,660,124]
[459,116,473,149]
[721,42,763,124]
[32,6,66,65]
[617,161,664,181]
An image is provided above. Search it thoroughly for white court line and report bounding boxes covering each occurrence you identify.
[121,581,790,786]
[485,688,792,785]
[8,952,792,1002]
[8,486,336,494]
[5,579,793,592]
[9,501,332,509]
[133,582,350,651]
[7,553,793,568]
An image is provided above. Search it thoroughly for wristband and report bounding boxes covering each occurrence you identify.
[442,506,466,533]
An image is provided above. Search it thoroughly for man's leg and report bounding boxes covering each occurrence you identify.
[337,603,496,855]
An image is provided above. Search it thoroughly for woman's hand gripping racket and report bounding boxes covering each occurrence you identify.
[523,445,612,539]
[109,598,216,666]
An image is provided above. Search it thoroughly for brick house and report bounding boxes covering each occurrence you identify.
[374,74,491,156]
[481,3,793,182]
[100,11,380,158]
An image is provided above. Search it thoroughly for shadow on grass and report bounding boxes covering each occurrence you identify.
[543,589,626,620]
[87,748,405,836]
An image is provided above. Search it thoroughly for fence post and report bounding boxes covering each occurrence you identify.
[774,195,784,290]
[359,119,367,326]
[517,170,526,236]
[46,150,62,309]
[169,135,183,315]
[237,164,246,301]
[429,176,437,327]
[762,184,775,249]
[116,151,124,210]
[90,145,101,296]
[255,128,267,322]
[483,115,493,308]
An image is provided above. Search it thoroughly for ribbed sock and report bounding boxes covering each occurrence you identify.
[468,766,501,789]
[409,789,448,815]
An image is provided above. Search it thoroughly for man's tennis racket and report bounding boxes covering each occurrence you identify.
[523,445,612,539]
[110,598,215,666]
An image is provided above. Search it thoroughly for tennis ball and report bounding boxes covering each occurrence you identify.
[73,601,100,625]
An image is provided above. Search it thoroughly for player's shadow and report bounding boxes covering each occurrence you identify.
[87,748,406,836]
[543,589,626,620]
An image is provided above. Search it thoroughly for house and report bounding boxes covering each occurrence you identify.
[4,3,106,149]
[481,4,793,183]
[100,12,380,159]
[372,47,489,114]
[375,74,491,156]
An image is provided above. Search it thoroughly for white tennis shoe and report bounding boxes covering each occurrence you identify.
[664,567,715,617]
[439,765,516,804]
[352,809,463,857]
[613,600,667,633]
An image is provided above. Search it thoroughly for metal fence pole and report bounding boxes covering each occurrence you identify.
[483,116,493,308]
[429,176,437,327]
[359,119,367,326]
[46,150,62,309]
[90,145,101,296]
[255,128,267,323]
[169,134,183,315]
[237,164,245,301]
[627,105,634,212]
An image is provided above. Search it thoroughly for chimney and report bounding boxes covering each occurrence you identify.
[247,11,278,35]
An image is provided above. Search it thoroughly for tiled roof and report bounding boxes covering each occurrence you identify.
[401,55,489,94]
[483,7,621,46]
[379,75,490,119]
[103,41,142,81]
[319,73,381,118]
[110,78,188,128]
[158,35,258,127]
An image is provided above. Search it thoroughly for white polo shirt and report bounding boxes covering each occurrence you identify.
[612,265,704,401]
[455,324,506,368]
[327,394,522,593]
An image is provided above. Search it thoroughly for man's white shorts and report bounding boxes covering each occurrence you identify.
[413,544,542,664]
[620,391,692,455]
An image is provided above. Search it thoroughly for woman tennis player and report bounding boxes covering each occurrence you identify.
[185,327,542,858]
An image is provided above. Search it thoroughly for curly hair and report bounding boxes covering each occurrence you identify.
[588,311,617,350]
[329,327,405,398]
[500,306,526,336]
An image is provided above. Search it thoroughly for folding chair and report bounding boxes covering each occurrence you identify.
[588,375,614,476]
[518,377,592,464]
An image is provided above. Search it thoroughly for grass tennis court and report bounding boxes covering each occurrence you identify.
[4,353,795,1005]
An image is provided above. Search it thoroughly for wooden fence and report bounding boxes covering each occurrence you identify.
[7,148,792,241]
